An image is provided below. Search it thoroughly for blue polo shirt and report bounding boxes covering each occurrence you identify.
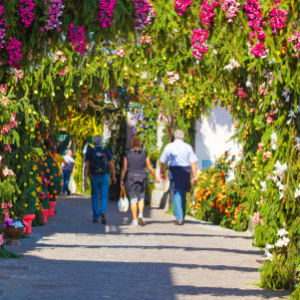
[85,146,113,174]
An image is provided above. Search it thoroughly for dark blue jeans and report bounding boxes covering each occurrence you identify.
[63,170,71,195]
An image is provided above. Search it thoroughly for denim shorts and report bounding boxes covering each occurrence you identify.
[128,193,145,203]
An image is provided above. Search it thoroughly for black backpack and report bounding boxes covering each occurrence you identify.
[90,148,108,175]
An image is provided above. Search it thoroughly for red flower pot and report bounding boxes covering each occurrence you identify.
[43,209,49,223]
[48,201,57,217]
[23,214,36,234]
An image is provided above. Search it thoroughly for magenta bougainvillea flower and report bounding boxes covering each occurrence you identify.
[174,0,192,15]
[0,5,7,49]
[6,38,23,66]
[269,1,288,34]
[19,0,36,28]
[67,23,86,54]
[132,0,156,30]
[191,29,209,59]
[98,0,117,28]
[41,0,65,32]
[244,0,267,57]
[221,0,240,22]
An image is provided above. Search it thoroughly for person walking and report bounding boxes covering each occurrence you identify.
[62,149,75,196]
[160,130,198,225]
[84,135,117,224]
[120,136,160,226]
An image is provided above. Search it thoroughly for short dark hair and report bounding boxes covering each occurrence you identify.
[57,148,61,154]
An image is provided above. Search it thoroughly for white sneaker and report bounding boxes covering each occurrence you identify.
[131,220,139,226]
[138,215,146,226]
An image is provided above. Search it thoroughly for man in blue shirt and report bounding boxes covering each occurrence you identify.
[84,135,117,224]
[160,130,198,225]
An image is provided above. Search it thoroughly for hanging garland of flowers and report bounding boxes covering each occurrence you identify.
[269,0,288,34]
[0,5,7,50]
[41,0,64,32]
[6,38,22,67]
[67,24,86,54]
[19,0,36,28]
[132,0,156,30]
[98,0,117,28]
[191,0,219,59]
[244,0,267,57]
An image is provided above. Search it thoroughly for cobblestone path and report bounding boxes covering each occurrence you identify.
[0,196,291,300]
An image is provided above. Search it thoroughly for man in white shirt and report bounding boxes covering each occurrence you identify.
[62,149,75,196]
[160,130,198,225]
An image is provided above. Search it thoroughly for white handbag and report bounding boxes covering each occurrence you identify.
[118,187,129,213]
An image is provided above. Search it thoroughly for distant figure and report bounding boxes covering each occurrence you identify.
[120,136,160,226]
[160,130,198,225]
[55,149,68,172]
[84,135,117,224]
[62,149,75,196]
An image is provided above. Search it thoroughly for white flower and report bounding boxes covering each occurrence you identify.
[282,237,290,246]
[279,190,285,200]
[275,238,285,247]
[56,51,63,56]
[213,49,217,55]
[260,181,267,192]
[223,58,240,72]
[246,76,253,91]
[265,151,272,158]
[266,252,273,261]
[287,109,296,125]
[295,188,300,198]
[277,228,289,237]
[265,243,275,250]
[273,160,287,180]
[282,87,291,100]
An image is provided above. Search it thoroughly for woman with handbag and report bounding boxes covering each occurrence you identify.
[120,136,160,226]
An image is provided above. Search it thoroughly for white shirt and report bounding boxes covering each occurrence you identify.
[62,155,75,172]
[160,139,198,167]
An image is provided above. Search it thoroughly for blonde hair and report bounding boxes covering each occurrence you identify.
[131,136,142,148]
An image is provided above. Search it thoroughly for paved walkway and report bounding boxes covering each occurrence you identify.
[0,196,291,300]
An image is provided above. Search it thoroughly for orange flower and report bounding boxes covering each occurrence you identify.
[46,168,50,173]
[50,176,53,179]
[210,202,215,208]
[50,182,54,186]
[44,163,48,167]
[52,163,56,167]
[55,196,58,199]
[43,145,46,149]
[54,190,57,194]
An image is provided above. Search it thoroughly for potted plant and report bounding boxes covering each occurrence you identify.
[2,219,26,246]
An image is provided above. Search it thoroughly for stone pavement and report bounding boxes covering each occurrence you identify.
[0,195,291,300]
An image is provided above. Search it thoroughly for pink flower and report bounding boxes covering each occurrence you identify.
[98,0,117,28]
[250,108,255,113]
[116,47,125,57]
[67,24,86,54]
[0,234,3,246]
[175,0,192,15]
[1,203,7,209]
[6,38,23,66]
[132,0,156,30]
[237,87,248,99]
[19,0,36,28]
[7,202,13,208]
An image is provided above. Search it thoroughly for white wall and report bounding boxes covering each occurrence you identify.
[195,107,241,180]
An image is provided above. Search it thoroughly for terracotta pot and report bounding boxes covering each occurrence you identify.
[43,209,49,223]
[23,214,36,234]
[48,201,57,217]
[3,226,25,246]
